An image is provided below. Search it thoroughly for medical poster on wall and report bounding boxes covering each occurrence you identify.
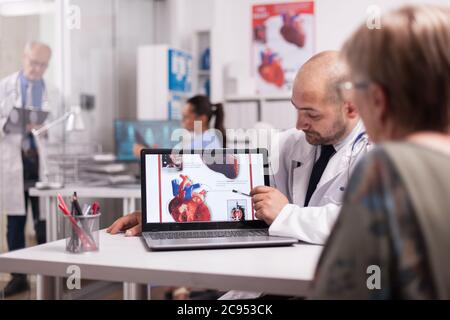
[252,1,315,94]
[168,48,193,120]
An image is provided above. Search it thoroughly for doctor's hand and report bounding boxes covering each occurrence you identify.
[26,123,43,133]
[133,143,145,158]
[251,186,289,225]
[106,211,142,236]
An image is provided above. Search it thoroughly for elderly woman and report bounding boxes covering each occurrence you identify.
[312,5,450,299]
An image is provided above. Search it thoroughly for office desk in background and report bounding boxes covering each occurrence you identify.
[29,185,141,242]
[0,231,323,300]
[29,185,141,299]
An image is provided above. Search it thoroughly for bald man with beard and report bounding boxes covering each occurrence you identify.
[251,50,370,245]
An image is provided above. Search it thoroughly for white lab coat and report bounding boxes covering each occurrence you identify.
[0,71,62,217]
[269,121,370,244]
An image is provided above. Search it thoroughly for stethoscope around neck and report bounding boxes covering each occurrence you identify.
[9,72,49,109]
[341,131,371,191]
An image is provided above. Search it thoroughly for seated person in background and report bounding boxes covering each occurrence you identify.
[312,4,450,299]
[133,94,226,157]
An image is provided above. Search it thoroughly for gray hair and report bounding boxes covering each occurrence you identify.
[24,41,52,55]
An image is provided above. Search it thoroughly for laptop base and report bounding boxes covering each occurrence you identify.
[142,230,298,251]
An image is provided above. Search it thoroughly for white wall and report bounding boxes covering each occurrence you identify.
[0,15,40,78]
[68,0,153,150]
[211,0,450,102]
[116,0,154,119]
[166,0,214,52]
[68,0,115,150]
[205,0,450,129]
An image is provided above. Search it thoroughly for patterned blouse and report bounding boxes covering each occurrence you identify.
[312,146,436,299]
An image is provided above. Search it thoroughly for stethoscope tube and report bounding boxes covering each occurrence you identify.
[346,131,371,187]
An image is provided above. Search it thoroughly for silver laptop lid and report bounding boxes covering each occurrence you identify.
[141,149,270,232]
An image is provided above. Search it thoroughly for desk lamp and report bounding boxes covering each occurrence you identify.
[32,105,85,189]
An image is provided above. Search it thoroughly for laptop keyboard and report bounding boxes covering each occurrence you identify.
[148,229,269,240]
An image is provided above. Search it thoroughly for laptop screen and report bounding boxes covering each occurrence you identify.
[143,151,267,225]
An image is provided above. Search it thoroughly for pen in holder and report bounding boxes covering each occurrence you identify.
[64,213,101,253]
[57,193,101,253]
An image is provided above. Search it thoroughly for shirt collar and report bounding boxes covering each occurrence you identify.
[19,70,28,85]
[333,120,364,152]
[19,70,44,87]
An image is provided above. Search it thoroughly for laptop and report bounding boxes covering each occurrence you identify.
[140,148,298,250]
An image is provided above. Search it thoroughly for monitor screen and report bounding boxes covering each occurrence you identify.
[143,151,266,224]
[114,120,182,161]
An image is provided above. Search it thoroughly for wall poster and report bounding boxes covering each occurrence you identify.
[252,1,315,94]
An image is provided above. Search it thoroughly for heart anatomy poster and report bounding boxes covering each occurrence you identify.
[252,1,315,94]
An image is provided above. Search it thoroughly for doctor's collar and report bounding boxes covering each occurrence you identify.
[333,120,364,152]
[18,70,44,85]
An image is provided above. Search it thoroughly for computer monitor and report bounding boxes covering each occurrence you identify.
[114,120,182,161]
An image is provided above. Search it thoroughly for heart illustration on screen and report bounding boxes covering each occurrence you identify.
[169,174,211,222]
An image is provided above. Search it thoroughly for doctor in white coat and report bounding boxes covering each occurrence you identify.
[0,41,61,297]
[219,51,372,300]
[251,51,370,245]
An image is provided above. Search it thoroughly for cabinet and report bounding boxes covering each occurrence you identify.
[192,30,211,97]
[137,45,193,120]
[224,94,295,130]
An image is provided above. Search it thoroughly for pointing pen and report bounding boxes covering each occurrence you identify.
[232,189,251,197]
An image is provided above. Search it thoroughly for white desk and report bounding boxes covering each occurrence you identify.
[0,230,323,299]
[28,185,141,299]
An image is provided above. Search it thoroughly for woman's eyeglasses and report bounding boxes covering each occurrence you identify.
[336,81,371,102]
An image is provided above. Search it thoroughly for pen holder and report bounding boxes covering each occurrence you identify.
[64,213,101,253]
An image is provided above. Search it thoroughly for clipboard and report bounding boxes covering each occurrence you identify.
[4,106,49,134]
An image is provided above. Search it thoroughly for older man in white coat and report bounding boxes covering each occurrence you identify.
[252,50,370,246]
[0,41,61,297]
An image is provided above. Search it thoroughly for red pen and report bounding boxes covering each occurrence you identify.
[91,202,100,215]
[57,194,69,213]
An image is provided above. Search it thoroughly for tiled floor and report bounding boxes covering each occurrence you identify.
[0,277,36,300]
[0,277,172,300]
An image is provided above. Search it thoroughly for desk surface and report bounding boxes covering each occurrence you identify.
[0,231,322,297]
[29,185,141,198]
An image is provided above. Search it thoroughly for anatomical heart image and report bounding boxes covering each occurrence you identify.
[228,200,247,221]
[169,174,211,222]
[258,49,285,88]
[201,153,240,179]
[280,12,306,48]
[253,24,267,44]
[252,1,315,94]
[162,153,183,171]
